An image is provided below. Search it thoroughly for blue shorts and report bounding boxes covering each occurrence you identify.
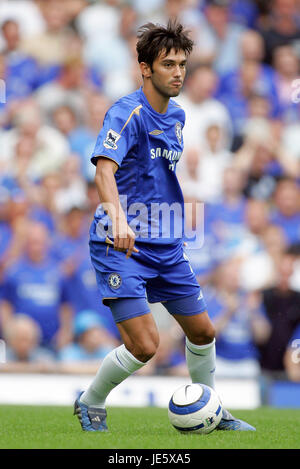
[89,240,207,322]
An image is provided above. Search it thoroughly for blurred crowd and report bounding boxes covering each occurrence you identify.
[0,0,299,384]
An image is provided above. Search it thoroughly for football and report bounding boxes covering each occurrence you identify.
[168,383,222,434]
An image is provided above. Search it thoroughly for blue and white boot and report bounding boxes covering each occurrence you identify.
[217,408,256,431]
[73,392,108,432]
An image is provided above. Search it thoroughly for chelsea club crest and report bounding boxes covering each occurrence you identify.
[175,122,182,145]
[108,273,122,289]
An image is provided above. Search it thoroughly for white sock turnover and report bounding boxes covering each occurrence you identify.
[185,337,216,389]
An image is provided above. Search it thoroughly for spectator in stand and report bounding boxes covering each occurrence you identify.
[20,0,73,82]
[272,45,300,124]
[76,0,137,100]
[281,121,300,165]
[1,132,37,197]
[58,310,117,373]
[258,0,300,66]
[205,166,247,257]
[52,104,80,138]
[35,56,101,124]
[218,29,276,97]
[179,124,232,203]
[52,154,88,215]
[51,203,88,250]
[247,93,273,121]
[205,257,271,378]
[85,92,111,136]
[0,52,6,124]
[234,119,298,199]
[228,198,270,259]
[183,196,218,287]
[102,4,141,100]
[229,0,259,29]
[240,221,287,292]
[0,101,69,182]
[28,172,61,235]
[1,314,55,372]
[1,19,40,99]
[241,139,279,200]
[0,190,32,277]
[0,51,33,124]
[0,0,44,39]
[270,178,300,246]
[0,135,69,236]
[288,244,300,293]
[0,188,13,269]
[86,181,101,224]
[83,92,112,180]
[259,251,300,377]
[11,171,62,238]
[192,0,246,75]
[176,63,232,160]
[0,182,59,266]
[216,27,279,148]
[75,0,121,46]
[52,104,93,177]
[0,222,73,349]
[50,205,89,282]
[216,57,280,144]
[177,149,200,200]
[51,99,110,181]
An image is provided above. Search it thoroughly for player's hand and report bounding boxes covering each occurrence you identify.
[112,219,139,258]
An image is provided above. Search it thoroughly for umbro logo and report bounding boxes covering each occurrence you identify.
[197,291,203,300]
[149,129,163,136]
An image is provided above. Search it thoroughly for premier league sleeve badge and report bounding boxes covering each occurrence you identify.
[103,129,121,150]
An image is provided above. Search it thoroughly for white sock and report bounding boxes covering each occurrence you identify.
[80,344,145,408]
[185,337,216,389]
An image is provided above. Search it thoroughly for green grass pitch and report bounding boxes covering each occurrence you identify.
[0,405,299,449]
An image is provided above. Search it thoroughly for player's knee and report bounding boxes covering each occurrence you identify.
[130,336,160,362]
[189,324,216,346]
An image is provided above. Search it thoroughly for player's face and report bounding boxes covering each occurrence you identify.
[149,48,187,98]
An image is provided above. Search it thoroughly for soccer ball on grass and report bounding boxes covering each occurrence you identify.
[168,383,222,434]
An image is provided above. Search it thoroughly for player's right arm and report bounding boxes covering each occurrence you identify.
[94,157,139,258]
[91,100,142,257]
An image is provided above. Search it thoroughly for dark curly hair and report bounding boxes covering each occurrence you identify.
[136,20,194,70]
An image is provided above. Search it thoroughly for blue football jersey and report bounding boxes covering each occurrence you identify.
[90,87,186,245]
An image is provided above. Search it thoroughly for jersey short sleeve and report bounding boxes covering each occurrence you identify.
[91,101,141,167]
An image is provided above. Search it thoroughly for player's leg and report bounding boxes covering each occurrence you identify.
[173,309,216,389]
[164,295,255,431]
[163,294,216,389]
[80,313,158,408]
[116,310,160,362]
[153,245,255,431]
[75,298,159,431]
